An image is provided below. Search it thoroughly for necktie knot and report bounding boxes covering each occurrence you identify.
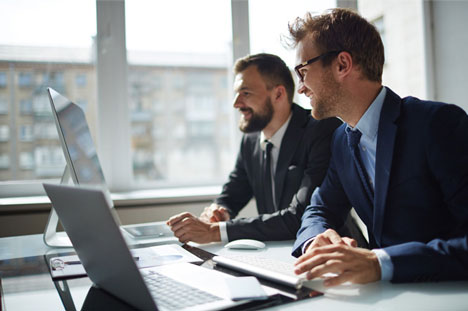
[264,140,273,153]
[346,128,362,150]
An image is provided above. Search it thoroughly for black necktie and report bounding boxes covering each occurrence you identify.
[263,140,275,212]
[346,128,374,202]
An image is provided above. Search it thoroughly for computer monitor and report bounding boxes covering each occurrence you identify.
[44,88,174,247]
[43,88,108,247]
[48,88,106,186]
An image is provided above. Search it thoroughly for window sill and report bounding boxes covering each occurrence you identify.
[0,185,221,214]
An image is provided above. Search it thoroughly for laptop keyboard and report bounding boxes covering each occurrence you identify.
[223,255,297,276]
[213,255,305,288]
[142,270,222,310]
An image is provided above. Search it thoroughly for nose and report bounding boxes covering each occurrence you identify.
[233,93,243,108]
[297,80,307,94]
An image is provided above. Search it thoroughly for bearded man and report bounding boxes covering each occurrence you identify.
[168,53,342,244]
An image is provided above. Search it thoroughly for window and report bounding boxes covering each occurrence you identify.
[125,0,235,186]
[0,72,6,87]
[0,125,9,142]
[19,152,34,170]
[75,73,87,87]
[249,0,337,108]
[18,72,33,88]
[20,99,33,114]
[0,154,9,169]
[0,0,96,188]
[0,97,7,114]
[19,125,34,142]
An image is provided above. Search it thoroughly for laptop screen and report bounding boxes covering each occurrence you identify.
[47,87,106,186]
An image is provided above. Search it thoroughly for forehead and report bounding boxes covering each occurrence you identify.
[296,38,320,63]
[233,65,267,91]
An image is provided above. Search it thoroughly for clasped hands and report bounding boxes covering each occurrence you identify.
[166,203,229,244]
[294,229,381,287]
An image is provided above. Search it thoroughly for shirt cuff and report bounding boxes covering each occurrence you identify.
[372,248,393,281]
[301,237,315,254]
[218,221,229,242]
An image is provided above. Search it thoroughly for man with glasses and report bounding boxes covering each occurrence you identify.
[289,8,468,285]
[167,53,343,244]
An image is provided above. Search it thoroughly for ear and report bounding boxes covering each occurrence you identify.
[334,51,353,79]
[272,85,286,102]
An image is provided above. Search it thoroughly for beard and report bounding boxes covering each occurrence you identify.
[239,97,274,133]
[310,69,343,120]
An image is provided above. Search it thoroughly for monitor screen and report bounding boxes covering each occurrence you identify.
[47,88,106,186]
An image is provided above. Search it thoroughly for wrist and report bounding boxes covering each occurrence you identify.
[209,223,221,242]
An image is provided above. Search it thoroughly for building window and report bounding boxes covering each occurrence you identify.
[18,72,33,88]
[19,125,34,142]
[19,152,34,170]
[20,99,33,114]
[0,97,8,114]
[0,72,7,88]
[0,154,9,169]
[0,125,9,142]
[75,73,87,87]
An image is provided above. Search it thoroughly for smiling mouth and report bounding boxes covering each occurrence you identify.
[239,108,253,119]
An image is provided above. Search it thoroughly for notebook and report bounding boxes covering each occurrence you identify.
[43,183,246,311]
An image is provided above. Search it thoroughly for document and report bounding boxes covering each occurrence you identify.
[49,244,202,280]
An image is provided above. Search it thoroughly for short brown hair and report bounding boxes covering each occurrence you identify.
[234,53,295,104]
[287,8,384,83]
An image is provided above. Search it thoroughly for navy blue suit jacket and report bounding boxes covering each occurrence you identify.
[293,87,468,282]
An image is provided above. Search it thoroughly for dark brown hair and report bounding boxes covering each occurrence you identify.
[234,53,295,104]
[287,8,384,83]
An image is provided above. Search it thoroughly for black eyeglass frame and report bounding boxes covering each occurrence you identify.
[294,50,344,82]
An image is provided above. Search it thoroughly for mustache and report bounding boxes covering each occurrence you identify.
[239,107,253,113]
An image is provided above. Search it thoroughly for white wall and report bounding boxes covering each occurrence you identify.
[430,1,468,112]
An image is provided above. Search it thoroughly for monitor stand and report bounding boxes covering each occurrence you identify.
[43,166,73,248]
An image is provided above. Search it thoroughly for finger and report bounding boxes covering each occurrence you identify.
[323,271,354,287]
[310,235,331,248]
[295,252,344,275]
[342,237,357,247]
[323,229,344,245]
[305,259,345,280]
[212,209,226,222]
[167,212,193,225]
[170,216,195,232]
[177,232,191,244]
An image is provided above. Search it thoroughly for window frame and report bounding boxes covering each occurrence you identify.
[0,0,250,198]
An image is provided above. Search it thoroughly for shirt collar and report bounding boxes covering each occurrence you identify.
[348,86,386,140]
[260,112,292,150]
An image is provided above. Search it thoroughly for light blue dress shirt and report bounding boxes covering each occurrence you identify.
[347,87,393,281]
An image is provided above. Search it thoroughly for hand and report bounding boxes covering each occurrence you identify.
[307,228,357,251]
[166,212,221,244]
[199,203,230,223]
[294,243,381,287]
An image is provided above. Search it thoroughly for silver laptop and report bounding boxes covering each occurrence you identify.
[47,87,171,242]
[43,183,245,311]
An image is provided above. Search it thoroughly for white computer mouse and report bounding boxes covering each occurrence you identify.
[224,239,266,250]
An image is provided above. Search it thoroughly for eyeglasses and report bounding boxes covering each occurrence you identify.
[294,50,343,82]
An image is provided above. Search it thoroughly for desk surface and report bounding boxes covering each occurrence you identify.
[1,233,468,311]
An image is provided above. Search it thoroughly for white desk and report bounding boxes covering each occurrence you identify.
[1,234,467,310]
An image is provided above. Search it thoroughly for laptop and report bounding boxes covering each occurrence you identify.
[43,183,246,311]
[46,87,172,242]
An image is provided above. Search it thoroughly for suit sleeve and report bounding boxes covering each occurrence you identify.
[384,104,468,282]
[214,136,253,218]
[226,118,342,241]
[292,150,353,256]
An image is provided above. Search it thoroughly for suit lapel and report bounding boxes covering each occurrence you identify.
[373,87,401,245]
[274,105,307,208]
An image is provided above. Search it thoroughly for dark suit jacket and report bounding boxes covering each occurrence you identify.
[215,104,341,241]
[293,87,468,282]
